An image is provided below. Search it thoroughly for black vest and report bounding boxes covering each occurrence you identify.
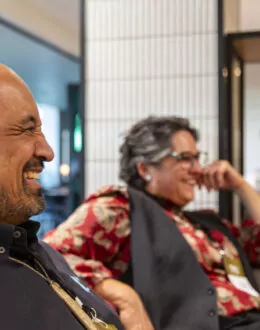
[120,187,258,330]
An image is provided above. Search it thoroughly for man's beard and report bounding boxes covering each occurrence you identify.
[23,185,45,214]
[0,187,45,225]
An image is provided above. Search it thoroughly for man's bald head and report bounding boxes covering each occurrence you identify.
[0,64,35,105]
[0,64,27,87]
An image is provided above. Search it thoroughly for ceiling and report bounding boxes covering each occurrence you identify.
[0,22,80,110]
[31,0,80,34]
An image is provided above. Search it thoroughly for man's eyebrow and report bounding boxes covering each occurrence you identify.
[18,115,37,126]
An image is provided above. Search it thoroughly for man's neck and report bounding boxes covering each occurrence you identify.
[0,215,28,226]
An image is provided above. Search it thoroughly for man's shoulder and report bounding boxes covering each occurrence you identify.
[39,241,125,329]
[39,241,75,274]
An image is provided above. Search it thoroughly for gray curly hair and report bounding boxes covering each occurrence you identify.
[119,116,199,190]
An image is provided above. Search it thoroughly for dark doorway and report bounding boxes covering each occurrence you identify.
[220,31,260,225]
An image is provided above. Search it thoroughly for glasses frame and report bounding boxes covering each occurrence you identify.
[168,151,208,168]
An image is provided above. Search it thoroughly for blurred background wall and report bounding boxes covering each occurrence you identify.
[84,0,219,210]
[2,0,260,228]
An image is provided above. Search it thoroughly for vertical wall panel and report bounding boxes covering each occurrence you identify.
[85,0,219,210]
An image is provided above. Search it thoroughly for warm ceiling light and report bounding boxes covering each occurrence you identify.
[60,163,70,177]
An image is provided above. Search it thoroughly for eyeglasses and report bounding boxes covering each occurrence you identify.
[168,151,208,168]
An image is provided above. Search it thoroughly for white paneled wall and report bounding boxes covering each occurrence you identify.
[85,0,219,210]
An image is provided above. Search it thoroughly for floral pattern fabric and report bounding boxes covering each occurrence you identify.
[44,185,260,316]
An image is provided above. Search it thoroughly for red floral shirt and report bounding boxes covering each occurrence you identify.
[44,186,260,317]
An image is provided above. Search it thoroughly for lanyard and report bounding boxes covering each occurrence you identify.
[8,256,117,330]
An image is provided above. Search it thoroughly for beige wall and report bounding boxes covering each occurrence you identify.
[240,0,260,32]
[224,0,260,33]
[223,0,240,33]
[84,0,219,210]
[0,0,79,56]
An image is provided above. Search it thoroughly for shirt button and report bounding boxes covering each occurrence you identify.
[0,247,6,254]
[208,310,216,317]
[208,288,214,295]
[13,230,21,239]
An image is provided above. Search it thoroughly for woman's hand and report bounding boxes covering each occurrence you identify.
[95,279,154,330]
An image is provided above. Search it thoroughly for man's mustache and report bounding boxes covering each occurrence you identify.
[23,158,45,171]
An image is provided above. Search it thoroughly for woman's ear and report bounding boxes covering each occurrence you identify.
[136,162,152,182]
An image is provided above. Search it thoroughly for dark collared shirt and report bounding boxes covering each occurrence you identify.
[0,220,123,330]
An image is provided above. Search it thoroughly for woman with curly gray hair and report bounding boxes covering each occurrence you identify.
[119,115,201,205]
[46,116,260,330]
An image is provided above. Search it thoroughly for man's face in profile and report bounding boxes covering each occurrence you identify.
[0,67,54,224]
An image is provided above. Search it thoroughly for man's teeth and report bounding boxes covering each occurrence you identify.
[23,171,41,180]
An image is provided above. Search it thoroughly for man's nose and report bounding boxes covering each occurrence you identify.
[35,134,54,162]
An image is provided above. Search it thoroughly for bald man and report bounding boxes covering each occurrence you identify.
[0,65,152,330]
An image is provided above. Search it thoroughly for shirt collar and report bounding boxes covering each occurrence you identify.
[19,220,40,241]
[0,220,40,258]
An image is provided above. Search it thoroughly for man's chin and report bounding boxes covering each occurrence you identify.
[0,195,46,225]
[31,198,45,216]
[23,194,46,217]
[24,186,43,196]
